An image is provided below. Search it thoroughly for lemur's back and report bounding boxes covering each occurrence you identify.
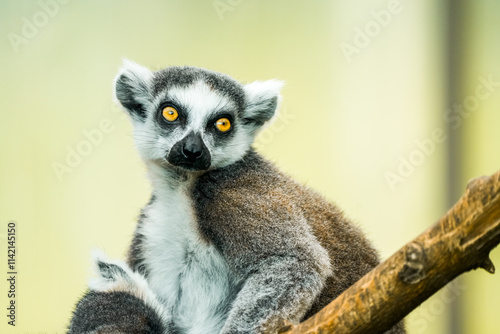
[189,149,380,320]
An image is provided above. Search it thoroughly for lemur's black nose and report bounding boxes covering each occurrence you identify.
[167,132,211,171]
[182,133,204,160]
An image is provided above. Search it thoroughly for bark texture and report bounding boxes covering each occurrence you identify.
[279,170,500,334]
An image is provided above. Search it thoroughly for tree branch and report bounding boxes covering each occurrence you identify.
[280,170,500,334]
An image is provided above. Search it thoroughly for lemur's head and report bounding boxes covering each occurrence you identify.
[115,60,283,172]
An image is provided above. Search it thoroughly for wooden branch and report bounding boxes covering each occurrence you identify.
[280,170,500,334]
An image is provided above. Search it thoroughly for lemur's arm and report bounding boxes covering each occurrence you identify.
[67,254,169,334]
[194,170,334,334]
[219,256,325,334]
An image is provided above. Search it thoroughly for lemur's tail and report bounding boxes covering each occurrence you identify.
[67,251,169,334]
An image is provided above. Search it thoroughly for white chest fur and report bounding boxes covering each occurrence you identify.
[140,183,233,334]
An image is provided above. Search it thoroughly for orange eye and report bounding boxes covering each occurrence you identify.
[162,106,178,122]
[215,118,231,132]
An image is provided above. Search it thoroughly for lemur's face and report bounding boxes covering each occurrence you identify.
[115,61,282,172]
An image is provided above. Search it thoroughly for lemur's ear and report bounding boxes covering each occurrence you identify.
[243,80,284,130]
[114,59,153,122]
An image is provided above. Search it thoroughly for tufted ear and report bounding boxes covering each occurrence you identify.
[114,59,153,122]
[243,80,284,131]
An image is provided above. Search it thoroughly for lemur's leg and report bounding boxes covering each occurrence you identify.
[68,251,170,334]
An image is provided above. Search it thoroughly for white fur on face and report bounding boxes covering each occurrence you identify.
[165,81,235,132]
[208,125,253,169]
[132,80,256,171]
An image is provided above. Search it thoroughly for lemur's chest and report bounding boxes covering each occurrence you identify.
[140,187,234,333]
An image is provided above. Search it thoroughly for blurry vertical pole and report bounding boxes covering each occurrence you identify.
[445,0,466,334]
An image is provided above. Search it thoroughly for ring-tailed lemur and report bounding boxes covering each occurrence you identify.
[68,61,405,334]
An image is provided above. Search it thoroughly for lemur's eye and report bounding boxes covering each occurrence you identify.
[215,118,231,132]
[162,106,178,122]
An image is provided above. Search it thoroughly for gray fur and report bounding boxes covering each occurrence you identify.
[128,195,156,277]
[68,61,406,334]
[151,66,246,113]
[115,60,154,121]
[68,290,166,333]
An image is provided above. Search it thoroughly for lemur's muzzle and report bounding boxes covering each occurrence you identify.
[167,132,211,171]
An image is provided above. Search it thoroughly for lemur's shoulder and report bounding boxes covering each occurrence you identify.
[192,148,307,225]
[191,149,332,276]
[192,148,379,313]
[193,148,374,250]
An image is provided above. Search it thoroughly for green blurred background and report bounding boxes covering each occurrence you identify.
[0,0,499,333]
